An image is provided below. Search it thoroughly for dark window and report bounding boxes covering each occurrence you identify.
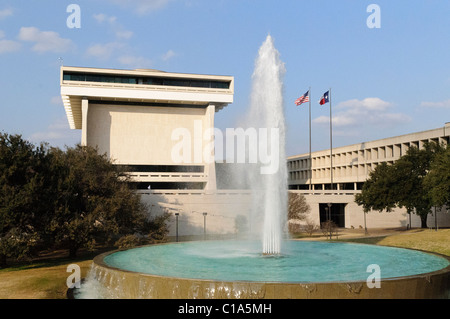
[164,79,191,87]
[134,182,205,190]
[142,77,163,85]
[211,81,230,89]
[63,71,230,89]
[190,80,210,88]
[117,165,204,173]
[319,203,346,227]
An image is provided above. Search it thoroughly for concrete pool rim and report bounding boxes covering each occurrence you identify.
[78,240,450,299]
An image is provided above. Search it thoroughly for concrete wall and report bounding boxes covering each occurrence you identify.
[139,190,254,238]
[87,103,211,166]
[140,190,450,238]
[290,191,450,229]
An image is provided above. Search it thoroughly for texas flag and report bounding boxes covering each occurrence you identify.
[319,91,330,105]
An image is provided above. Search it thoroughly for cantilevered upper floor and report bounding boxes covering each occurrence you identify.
[60,66,234,191]
[60,66,234,129]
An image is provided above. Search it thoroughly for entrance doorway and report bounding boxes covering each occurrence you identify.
[319,203,346,227]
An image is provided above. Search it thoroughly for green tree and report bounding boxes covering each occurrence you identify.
[425,144,450,207]
[355,142,445,228]
[0,133,52,266]
[354,162,398,213]
[48,145,166,257]
[0,134,171,264]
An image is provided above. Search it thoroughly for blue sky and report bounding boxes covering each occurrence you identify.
[0,0,449,156]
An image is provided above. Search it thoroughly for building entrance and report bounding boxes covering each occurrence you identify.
[319,203,346,227]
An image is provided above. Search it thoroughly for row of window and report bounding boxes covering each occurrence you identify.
[288,183,364,191]
[63,72,231,89]
[289,161,394,181]
[288,137,448,171]
[117,165,205,173]
[134,182,205,190]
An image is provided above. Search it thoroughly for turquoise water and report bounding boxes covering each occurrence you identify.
[103,240,449,283]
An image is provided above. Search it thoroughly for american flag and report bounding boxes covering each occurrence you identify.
[295,90,310,106]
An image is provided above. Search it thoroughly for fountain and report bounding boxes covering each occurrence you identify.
[75,240,450,299]
[72,35,450,299]
[241,34,287,255]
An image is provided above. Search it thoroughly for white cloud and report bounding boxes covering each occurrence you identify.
[93,13,117,24]
[420,99,450,109]
[18,27,73,53]
[93,13,133,39]
[162,49,176,61]
[117,55,152,68]
[115,30,133,40]
[29,118,80,148]
[0,8,13,20]
[106,0,173,15]
[0,39,21,53]
[50,96,63,106]
[0,30,21,53]
[336,97,392,112]
[86,42,124,60]
[313,97,411,131]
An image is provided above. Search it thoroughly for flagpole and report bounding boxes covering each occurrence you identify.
[329,87,333,193]
[309,86,312,191]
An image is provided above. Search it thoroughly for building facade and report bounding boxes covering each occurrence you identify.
[61,66,234,191]
[61,66,449,236]
[287,123,450,229]
[61,66,251,238]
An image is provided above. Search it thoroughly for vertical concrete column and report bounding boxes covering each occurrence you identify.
[81,97,89,146]
[401,143,409,156]
[204,104,217,191]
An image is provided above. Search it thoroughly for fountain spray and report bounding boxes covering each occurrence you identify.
[246,34,288,255]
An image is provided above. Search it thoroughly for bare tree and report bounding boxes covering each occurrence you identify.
[288,192,311,234]
[303,218,318,237]
[288,192,310,220]
[321,220,338,240]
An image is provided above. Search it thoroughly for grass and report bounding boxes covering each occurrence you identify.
[341,228,450,257]
[0,249,104,299]
[0,229,449,299]
[0,260,93,299]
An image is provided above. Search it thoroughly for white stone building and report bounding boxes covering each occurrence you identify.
[61,66,449,237]
[287,123,450,229]
[61,66,234,191]
[60,66,250,237]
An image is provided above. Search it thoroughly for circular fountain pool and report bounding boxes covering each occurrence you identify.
[77,240,450,299]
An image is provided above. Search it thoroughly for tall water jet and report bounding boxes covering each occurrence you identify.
[245,34,288,255]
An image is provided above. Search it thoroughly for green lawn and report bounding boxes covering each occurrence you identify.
[0,229,449,299]
[342,228,450,257]
[0,251,97,299]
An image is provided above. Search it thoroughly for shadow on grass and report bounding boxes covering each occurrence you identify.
[0,246,115,273]
[336,236,388,245]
